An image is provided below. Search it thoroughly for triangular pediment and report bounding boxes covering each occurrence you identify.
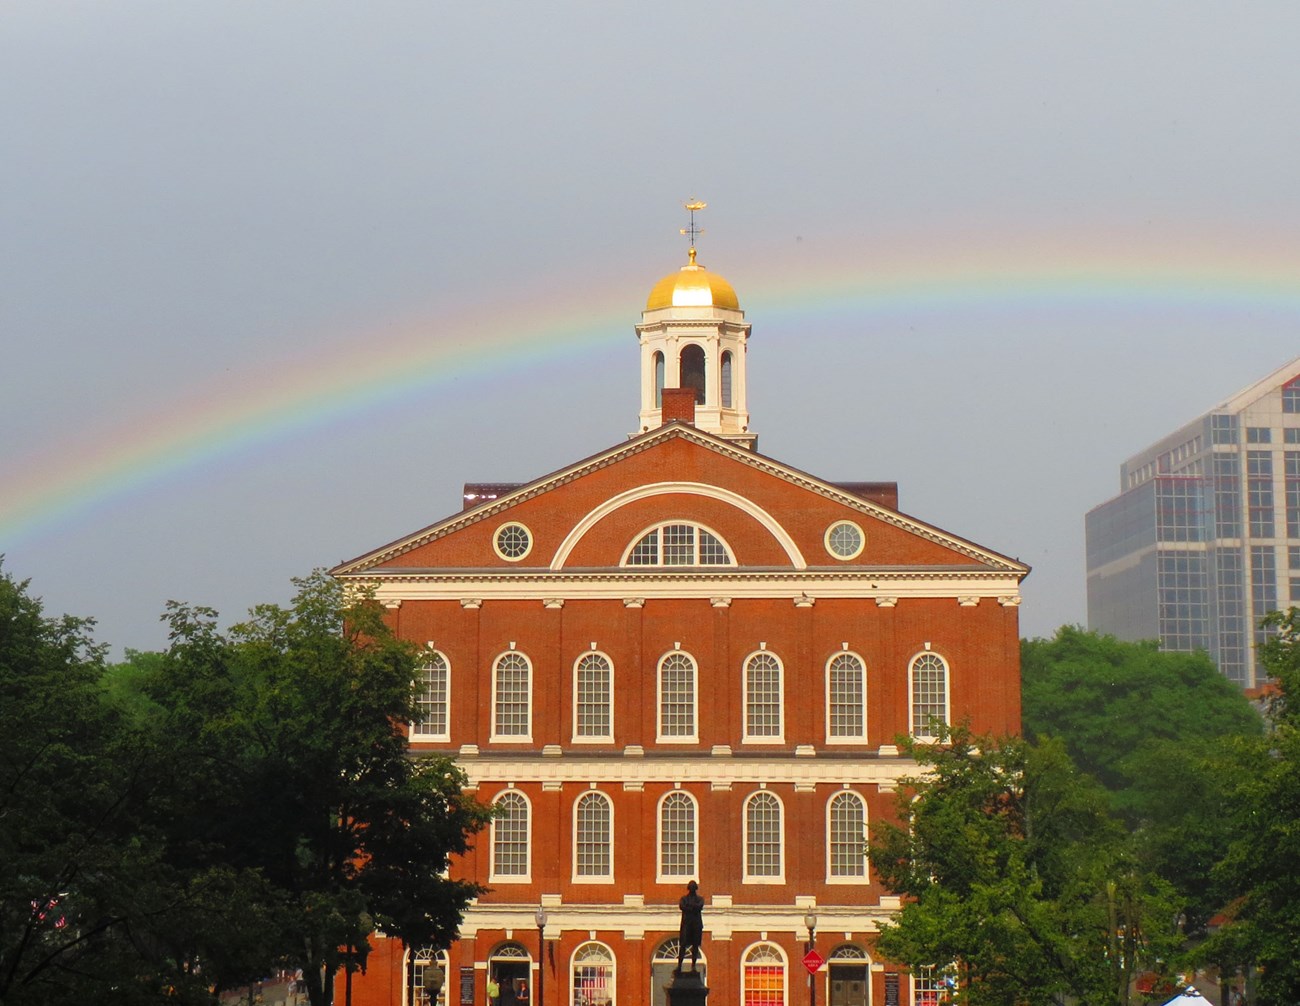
[332,424,1028,580]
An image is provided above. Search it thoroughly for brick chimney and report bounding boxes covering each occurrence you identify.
[660,387,697,426]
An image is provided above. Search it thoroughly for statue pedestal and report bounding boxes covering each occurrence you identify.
[666,968,709,1006]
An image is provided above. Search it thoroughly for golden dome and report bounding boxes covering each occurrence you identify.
[645,247,740,311]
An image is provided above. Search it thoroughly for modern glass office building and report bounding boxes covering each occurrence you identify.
[1086,358,1300,689]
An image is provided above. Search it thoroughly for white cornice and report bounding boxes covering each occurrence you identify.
[343,570,1023,604]
[441,753,918,789]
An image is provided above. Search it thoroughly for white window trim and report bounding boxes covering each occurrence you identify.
[824,520,866,561]
[570,941,618,1006]
[489,789,532,884]
[824,651,869,746]
[656,790,699,883]
[619,521,738,568]
[656,651,699,744]
[571,790,615,884]
[490,650,533,744]
[742,790,786,884]
[410,646,451,743]
[741,650,785,744]
[492,521,534,562]
[571,651,615,744]
[907,650,951,742]
[740,942,789,1006]
[825,789,869,885]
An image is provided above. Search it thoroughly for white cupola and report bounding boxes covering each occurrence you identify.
[634,245,755,450]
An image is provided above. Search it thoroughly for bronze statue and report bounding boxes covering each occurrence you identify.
[675,880,704,972]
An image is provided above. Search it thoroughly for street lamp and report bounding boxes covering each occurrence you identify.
[535,905,548,1006]
[805,910,819,1006]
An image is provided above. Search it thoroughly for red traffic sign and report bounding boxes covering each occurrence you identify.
[802,949,826,974]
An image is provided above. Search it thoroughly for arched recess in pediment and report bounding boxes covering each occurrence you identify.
[550,482,807,571]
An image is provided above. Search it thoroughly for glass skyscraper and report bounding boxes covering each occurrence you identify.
[1086,358,1300,689]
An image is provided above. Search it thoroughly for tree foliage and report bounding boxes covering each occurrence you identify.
[0,565,490,1006]
[1200,608,1300,1003]
[1021,627,1261,927]
[870,725,1181,1006]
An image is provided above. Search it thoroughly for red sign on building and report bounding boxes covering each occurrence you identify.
[802,950,826,975]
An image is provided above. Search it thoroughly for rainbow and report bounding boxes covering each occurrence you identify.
[6,233,1300,545]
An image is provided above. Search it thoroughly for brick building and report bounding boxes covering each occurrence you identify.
[332,245,1028,1006]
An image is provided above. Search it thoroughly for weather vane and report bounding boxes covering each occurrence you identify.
[680,199,707,257]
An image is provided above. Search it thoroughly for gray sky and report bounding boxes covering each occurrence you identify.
[5,2,1300,656]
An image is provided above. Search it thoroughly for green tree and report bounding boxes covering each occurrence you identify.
[1021,627,1261,927]
[0,566,224,1005]
[1201,607,1300,1003]
[138,571,491,1006]
[870,725,1181,1006]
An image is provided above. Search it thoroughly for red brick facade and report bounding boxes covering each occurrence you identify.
[333,424,1026,1006]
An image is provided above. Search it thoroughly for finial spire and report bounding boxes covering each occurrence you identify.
[680,199,707,258]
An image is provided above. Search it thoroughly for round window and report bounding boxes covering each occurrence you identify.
[825,521,865,560]
[494,522,532,561]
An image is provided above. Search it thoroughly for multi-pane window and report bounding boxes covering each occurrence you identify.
[659,791,696,879]
[910,653,949,739]
[721,351,733,409]
[1284,378,1300,413]
[1155,478,1203,541]
[1248,451,1275,538]
[658,652,697,740]
[492,791,529,879]
[1210,413,1238,444]
[1214,548,1248,687]
[742,944,785,1006]
[626,524,733,566]
[410,949,449,1006]
[913,967,946,1006]
[827,653,866,739]
[828,791,867,878]
[1247,426,1272,444]
[1213,454,1241,538]
[1290,546,1300,602]
[574,792,612,880]
[744,792,782,879]
[412,650,449,739]
[574,653,613,740]
[493,652,531,738]
[1157,552,1209,652]
[572,943,615,1006]
[1286,428,1300,444]
[1251,545,1279,650]
[1286,453,1300,538]
[744,653,782,739]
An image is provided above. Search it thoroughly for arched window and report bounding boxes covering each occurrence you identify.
[909,652,950,740]
[828,791,867,879]
[408,948,450,1006]
[492,791,530,880]
[744,791,783,880]
[652,940,706,1006]
[571,942,615,1006]
[625,523,733,566]
[658,652,697,741]
[658,791,697,880]
[574,653,613,741]
[574,791,613,881]
[493,652,531,740]
[827,653,866,741]
[744,652,783,740]
[654,351,665,408]
[742,943,786,1006]
[721,351,733,408]
[412,649,450,740]
[680,344,706,404]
